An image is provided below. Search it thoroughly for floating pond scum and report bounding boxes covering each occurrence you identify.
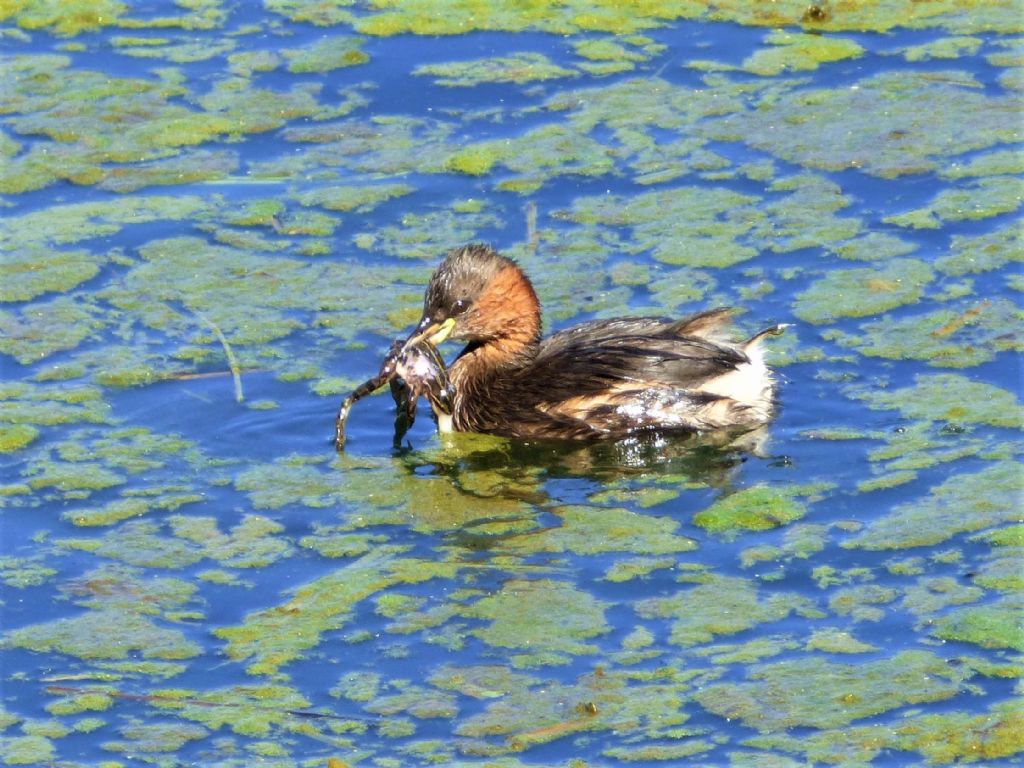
[0,1,1022,766]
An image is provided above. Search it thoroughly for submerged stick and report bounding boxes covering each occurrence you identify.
[931,299,990,338]
[525,201,539,257]
[194,310,244,403]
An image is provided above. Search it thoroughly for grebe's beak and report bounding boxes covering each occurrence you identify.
[405,316,456,349]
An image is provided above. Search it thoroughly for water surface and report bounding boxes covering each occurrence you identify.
[1,2,1022,766]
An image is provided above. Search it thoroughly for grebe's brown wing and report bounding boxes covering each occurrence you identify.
[533,322,749,392]
[540,309,738,345]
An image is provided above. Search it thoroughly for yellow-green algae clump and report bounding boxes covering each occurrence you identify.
[414,52,577,87]
[845,461,1024,550]
[215,548,459,675]
[793,259,935,324]
[692,484,820,535]
[635,575,819,647]
[695,650,972,731]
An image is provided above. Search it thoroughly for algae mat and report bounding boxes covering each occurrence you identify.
[1,2,1022,766]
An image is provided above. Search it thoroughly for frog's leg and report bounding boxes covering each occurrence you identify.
[334,341,404,451]
[390,375,417,446]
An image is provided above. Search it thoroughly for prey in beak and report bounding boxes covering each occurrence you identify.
[403,316,456,351]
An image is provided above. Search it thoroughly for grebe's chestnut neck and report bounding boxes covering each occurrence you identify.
[406,244,541,370]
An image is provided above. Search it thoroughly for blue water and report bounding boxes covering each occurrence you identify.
[1,5,1022,767]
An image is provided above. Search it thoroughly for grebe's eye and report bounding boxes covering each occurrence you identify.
[452,299,469,315]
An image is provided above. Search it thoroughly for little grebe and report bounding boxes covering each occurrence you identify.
[405,244,786,441]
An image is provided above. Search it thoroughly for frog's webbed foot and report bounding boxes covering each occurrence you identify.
[390,376,417,446]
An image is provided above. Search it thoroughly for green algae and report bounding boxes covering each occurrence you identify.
[853,373,1023,428]
[227,49,282,76]
[846,461,1024,550]
[829,297,1023,368]
[0,0,128,36]
[103,721,209,755]
[168,515,293,568]
[57,428,198,473]
[428,664,538,702]
[793,258,935,324]
[295,182,414,212]
[5,609,200,661]
[102,235,310,345]
[936,220,1024,275]
[456,668,650,751]
[0,424,38,453]
[738,523,829,569]
[364,685,458,719]
[745,698,1024,765]
[696,650,970,732]
[567,186,760,268]
[828,584,900,622]
[112,36,235,63]
[414,53,576,87]
[259,0,1024,38]
[62,499,164,528]
[900,35,985,61]
[0,294,108,365]
[1,196,210,252]
[449,122,615,191]
[0,382,111,430]
[705,70,1021,178]
[300,527,387,559]
[0,555,56,588]
[216,548,458,675]
[977,538,1024,597]
[283,35,368,73]
[196,79,329,134]
[804,628,878,654]
[45,689,115,716]
[234,455,340,509]
[861,420,999,476]
[737,31,865,76]
[0,247,101,303]
[900,576,984,618]
[509,505,697,556]
[355,206,505,261]
[942,147,1024,179]
[604,556,677,583]
[692,485,814,535]
[144,685,312,738]
[828,231,918,261]
[59,565,198,619]
[0,9,1020,766]
[604,740,713,761]
[464,579,610,664]
[975,524,1024,547]
[0,735,55,766]
[573,37,649,66]
[57,520,202,569]
[635,575,819,647]
[857,469,918,492]
[97,149,239,193]
[756,173,862,252]
[695,637,798,665]
[933,597,1024,651]
[25,459,125,495]
[885,175,1024,228]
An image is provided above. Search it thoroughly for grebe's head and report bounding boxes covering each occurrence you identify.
[406,244,540,348]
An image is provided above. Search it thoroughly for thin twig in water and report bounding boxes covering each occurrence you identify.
[525,201,539,257]
[931,299,990,338]
[193,310,244,403]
